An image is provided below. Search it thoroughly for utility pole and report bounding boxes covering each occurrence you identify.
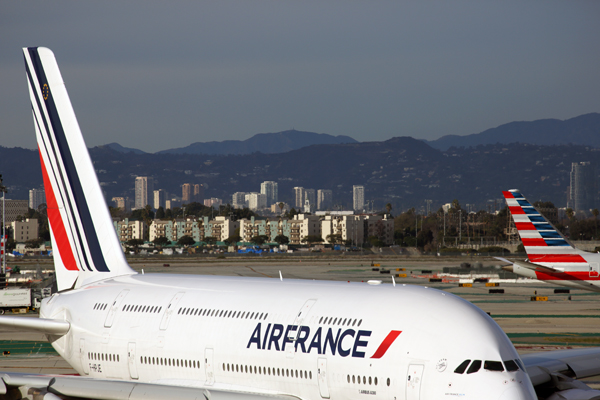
[0,175,6,275]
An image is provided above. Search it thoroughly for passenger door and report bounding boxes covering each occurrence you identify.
[317,357,330,399]
[590,263,599,278]
[406,364,424,400]
[128,342,138,379]
[205,348,214,386]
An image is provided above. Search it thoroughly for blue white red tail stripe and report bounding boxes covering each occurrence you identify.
[23,47,135,290]
[503,189,588,267]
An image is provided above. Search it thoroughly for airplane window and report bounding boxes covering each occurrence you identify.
[236,365,239,372]
[454,360,471,374]
[246,313,250,319]
[358,319,362,326]
[268,367,271,375]
[295,370,298,378]
[140,356,143,363]
[374,377,378,385]
[332,318,337,325]
[286,369,289,377]
[255,366,258,374]
[342,318,348,325]
[211,310,216,317]
[484,361,504,372]
[504,360,519,372]
[387,378,390,386]
[467,360,482,374]
[259,313,264,319]
[277,368,280,376]
[310,371,312,379]
[187,309,192,315]
[158,307,162,313]
[369,377,372,385]
[245,365,248,373]
[347,375,350,383]
[121,305,126,311]
[353,319,357,326]
[319,317,323,324]
[363,376,366,384]
[264,313,268,319]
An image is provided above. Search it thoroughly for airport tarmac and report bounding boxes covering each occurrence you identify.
[2,257,600,379]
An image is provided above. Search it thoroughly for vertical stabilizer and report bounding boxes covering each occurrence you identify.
[503,189,589,269]
[23,47,135,290]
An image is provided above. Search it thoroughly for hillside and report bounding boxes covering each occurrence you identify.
[427,113,600,150]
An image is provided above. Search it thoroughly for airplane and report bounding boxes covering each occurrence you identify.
[0,48,599,400]
[502,189,600,292]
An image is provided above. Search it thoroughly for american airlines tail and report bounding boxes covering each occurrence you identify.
[23,47,136,291]
[503,189,600,291]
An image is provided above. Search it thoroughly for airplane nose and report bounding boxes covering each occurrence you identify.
[498,386,535,400]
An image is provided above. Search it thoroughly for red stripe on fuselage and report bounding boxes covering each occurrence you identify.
[370,330,402,359]
[39,148,79,271]
[529,254,587,263]
[535,271,600,281]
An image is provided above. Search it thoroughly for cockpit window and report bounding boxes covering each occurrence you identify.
[504,360,519,372]
[466,360,481,374]
[515,359,526,371]
[454,360,471,374]
[484,361,504,372]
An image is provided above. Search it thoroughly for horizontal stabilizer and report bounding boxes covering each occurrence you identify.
[0,316,70,335]
[495,257,561,274]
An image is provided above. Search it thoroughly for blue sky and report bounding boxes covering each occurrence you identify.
[2,1,600,153]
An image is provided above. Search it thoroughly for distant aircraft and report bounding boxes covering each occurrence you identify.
[2,47,600,400]
[503,189,600,292]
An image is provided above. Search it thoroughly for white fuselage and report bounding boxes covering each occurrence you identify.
[41,274,536,400]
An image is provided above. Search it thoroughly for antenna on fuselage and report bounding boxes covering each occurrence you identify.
[279,270,283,281]
[392,275,396,287]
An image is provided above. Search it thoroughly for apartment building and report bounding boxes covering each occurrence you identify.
[114,219,147,242]
[10,218,38,242]
[28,188,46,210]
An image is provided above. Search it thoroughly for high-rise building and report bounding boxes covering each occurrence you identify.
[134,176,153,209]
[182,183,192,203]
[317,189,333,210]
[28,188,46,210]
[304,189,316,210]
[232,192,247,209]
[570,162,598,212]
[193,184,204,202]
[260,181,278,206]
[154,189,167,210]
[246,193,267,211]
[353,185,365,212]
[293,187,305,208]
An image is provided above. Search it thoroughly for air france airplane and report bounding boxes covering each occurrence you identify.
[503,189,600,292]
[2,48,600,400]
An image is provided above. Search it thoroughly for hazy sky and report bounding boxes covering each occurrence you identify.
[2,1,600,153]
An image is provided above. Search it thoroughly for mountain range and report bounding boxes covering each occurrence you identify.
[425,113,600,150]
[2,113,599,211]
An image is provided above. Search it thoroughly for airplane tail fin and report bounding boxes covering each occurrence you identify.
[503,189,589,269]
[23,47,135,291]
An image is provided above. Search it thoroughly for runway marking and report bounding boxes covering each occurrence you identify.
[245,266,272,278]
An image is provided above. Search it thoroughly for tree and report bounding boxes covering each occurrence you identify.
[278,202,284,215]
[225,234,241,245]
[204,236,218,245]
[25,238,44,248]
[566,208,574,219]
[385,203,393,216]
[250,235,269,246]
[126,238,144,247]
[155,206,165,219]
[288,208,298,219]
[274,234,289,245]
[165,208,173,218]
[152,236,170,246]
[177,235,196,246]
[301,235,323,245]
[326,233,343,245]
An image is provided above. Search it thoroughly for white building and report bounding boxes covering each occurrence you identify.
[153,189,167,210]
[293,187,304,208]
[246,193,267,211]
[321,215,364,245]
[260,181,278,207]
[353,185,365,212]
[232,192,248,209]
[11,218,38,242]
[134,176,153,209]
[317,189,333,211]
[113,219,147,242]
[204,198,223,208]
[289,214,321,245]
[28,188,46,210]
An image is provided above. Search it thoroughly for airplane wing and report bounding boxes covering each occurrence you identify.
[0,373,300,400]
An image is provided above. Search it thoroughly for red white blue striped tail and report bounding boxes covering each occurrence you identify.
[503,189,589,268]
[23,47,135,291]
